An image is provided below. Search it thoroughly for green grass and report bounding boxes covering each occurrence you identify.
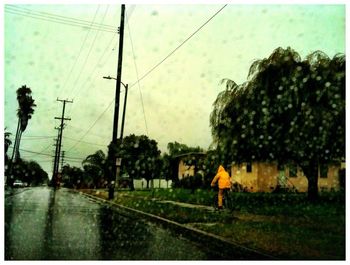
[83,188,345,260]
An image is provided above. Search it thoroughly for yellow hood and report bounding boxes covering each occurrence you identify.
[217,165,225,173]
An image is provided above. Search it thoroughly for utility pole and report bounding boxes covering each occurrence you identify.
[52,128,60,183]
[108,4,125,200]
[61,151,65,169]
[52,98,72,188]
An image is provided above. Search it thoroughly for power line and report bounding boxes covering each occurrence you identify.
[64,136,107,147]
[21,135,55,139]
[8,146,53,157]
[8,146,86,160]
[66,100,114,152]
[127,13,149,135]
[60,5,101,97]
[68,5,110,99]
[129,4,227,88]
[20,137,55,141]
[65,5,227,149]
[6,5,117,30]
[5,5,117,33]
[5,9,117,34]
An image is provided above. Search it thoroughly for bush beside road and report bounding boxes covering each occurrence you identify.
[80,188,345,260]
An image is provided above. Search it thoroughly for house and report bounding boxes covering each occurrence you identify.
[175,152,206,180]
[231,161,345,192]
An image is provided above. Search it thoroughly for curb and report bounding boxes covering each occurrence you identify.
[5,187,31,198]
[79,191,278,260]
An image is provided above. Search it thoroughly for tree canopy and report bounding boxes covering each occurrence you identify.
[210,47,345,200]
[112,134,161,188]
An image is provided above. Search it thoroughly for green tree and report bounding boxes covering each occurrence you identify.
[61,164,84,188]
[25,160,49,186]
[210,47,345,201]
[167,141,203,156]
[12,85,37,162]
[8,85,36,186]
[4,128,12,155]
[82,150,107,188]
[9,159,48,186]
[4,129,12,175]
[111,134,161,189]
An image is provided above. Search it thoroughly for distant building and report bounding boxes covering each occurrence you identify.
[231,161,344,192]
[175,152,206,180]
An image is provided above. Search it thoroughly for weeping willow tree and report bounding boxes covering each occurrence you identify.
[210,47,345,200]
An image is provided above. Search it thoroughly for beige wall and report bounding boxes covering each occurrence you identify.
[257,162,279,192]
[285,166,308,192]
[231,162,259,192]
[318,164,340,191]
[178,160,195,180]
[231,161,342,193]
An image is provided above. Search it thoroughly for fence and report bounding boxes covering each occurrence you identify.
[133,178,172,189]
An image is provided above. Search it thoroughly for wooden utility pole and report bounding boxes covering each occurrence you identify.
[109,4,125,200]
[52,98,72,188]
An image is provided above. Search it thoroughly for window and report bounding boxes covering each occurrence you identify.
[320,164,328,178]
[246,162,252,173]
[289,164,297,178]
[277,163,284,171]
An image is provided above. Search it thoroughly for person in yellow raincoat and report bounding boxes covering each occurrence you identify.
[211,165,231,209]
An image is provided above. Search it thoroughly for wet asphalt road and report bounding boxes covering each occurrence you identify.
[5,187,223,260]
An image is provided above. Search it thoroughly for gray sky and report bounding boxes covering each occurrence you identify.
[3,2,346,177]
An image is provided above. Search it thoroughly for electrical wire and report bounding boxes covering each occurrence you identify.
[65,100,114,153]
[63,5,227,151]
[8,146,86,160]
[68,5,109,99]
[5,5,117,33]
[64,136,107,147]
[8,146,53,157]
[127,13,149,135]
[21,135,55,139]
[129,4,227,88]
[60,5,101,97]
[6,5,117,30]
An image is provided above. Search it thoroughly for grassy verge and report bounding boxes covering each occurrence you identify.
[81,188,345,260]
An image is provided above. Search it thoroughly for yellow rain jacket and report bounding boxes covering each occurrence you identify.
[211,165,231,189]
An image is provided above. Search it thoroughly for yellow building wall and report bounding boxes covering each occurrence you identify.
[318,164,340,191]
[178,160,194,180]
[231,161,342,193]
[231,162,259,192]
[257,162,279,192]
[285,167,308,192]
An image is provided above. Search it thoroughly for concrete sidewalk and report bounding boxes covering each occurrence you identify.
[79,190,278,260]
[155,199,214,211]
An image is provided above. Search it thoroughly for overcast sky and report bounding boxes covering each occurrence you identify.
[3,2,345,177]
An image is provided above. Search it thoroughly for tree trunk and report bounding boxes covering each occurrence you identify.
[15,129,23,162]
[130,175,135,191]
[301,160,319,201]
[7,119,21,185]
[10,118,21,164]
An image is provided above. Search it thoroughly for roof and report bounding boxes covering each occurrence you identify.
[173,152,206,159]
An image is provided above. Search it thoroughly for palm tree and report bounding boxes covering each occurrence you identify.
[11,85,36,162]
[4,128,12,155]
[82,150,107,188]
[8,85,36,185]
